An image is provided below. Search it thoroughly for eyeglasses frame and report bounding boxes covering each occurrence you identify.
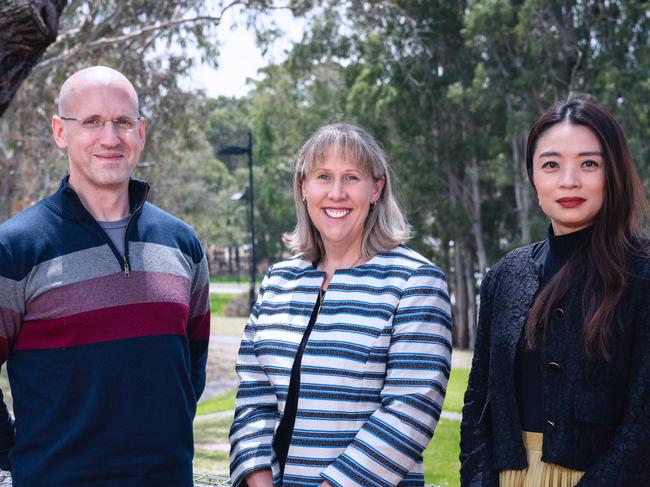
[58,115,144,132]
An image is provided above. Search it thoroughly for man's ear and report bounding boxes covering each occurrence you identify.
[51,115,68,149]
[137,115,146,150]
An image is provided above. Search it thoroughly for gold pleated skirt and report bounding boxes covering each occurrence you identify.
[499,432,585,487]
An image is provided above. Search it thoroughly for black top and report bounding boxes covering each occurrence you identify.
[273,289,325,474]
[515,225,593,432]
[460,235,650,485]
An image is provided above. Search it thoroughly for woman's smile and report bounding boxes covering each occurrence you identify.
[323,207,351,218]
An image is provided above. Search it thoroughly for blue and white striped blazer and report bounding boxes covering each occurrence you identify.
[229,245,452,487]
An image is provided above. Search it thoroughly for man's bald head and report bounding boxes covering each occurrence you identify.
[58,66,139,115]
[51,65,146,207]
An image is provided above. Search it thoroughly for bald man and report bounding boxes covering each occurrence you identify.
[0,66,210,486]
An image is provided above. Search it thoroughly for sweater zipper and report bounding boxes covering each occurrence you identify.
[122,211,134,278]
[122,188,148,278]
[61,183,148,278]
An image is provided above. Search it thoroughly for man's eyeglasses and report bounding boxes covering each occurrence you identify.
[59,116,142,132]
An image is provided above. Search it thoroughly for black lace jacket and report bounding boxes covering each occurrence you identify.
[460,240,650,487]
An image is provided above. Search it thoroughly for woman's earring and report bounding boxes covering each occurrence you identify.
[370,201,376,211]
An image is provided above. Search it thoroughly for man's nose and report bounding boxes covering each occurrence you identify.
[98,121,120,146]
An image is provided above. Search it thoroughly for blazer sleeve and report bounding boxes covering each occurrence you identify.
[187,246,211,401]
[320,263,452,487]
[0,240,21,469]
[460,271,499,487]
[576,268,650,486]
[229,268,278,487]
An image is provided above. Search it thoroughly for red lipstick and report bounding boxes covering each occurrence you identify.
[557,197,586,208]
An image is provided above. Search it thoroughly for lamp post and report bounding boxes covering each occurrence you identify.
[218,131,257,310]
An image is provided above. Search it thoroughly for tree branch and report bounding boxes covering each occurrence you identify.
[31,0,248,76]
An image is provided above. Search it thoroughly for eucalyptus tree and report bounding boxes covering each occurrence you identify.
[275,0,650,347]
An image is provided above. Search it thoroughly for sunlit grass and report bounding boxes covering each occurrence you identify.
[210,293,238,316]
[423,418,460,486]
[442,367,470,413]
[193,414,231,476]
[197,390,236,416]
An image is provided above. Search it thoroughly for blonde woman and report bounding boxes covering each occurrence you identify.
[229,123,452,487]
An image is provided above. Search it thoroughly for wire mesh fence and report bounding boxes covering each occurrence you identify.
[192,473,232,486]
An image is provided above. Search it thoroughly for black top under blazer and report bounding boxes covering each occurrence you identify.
[460,239,650,486]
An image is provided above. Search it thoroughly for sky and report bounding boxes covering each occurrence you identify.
[187,8,306,98]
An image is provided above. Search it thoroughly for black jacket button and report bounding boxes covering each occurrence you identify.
[554,308,565,319]
[548,361,560,370]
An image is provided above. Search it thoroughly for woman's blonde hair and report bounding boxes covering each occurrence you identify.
[282,123,411,262]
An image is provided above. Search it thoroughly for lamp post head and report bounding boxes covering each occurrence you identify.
[230,186,249,201]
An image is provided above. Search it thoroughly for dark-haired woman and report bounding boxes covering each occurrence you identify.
[460,97,650,487]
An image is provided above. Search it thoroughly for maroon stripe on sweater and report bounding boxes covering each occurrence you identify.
[0,307,20,341]
[25,271,191,322]
[188,311,210,341]
[14,302,189,350]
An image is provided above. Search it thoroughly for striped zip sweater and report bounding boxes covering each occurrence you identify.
[229,246,452,487]
[0,177,210,487]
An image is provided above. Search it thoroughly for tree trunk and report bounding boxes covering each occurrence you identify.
[516,130,532,244]
[511,137,531,241]
[448,169,468,348]
[0,0,67,116]
[463,243,477,349]
[453,238,467,348]
[504,96,532,244]
[467,155,488,273]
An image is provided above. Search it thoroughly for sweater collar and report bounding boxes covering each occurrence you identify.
[43,175,150,222]
[547,224,594,261]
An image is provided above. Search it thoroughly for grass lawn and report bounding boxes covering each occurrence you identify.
[423,418,460,486]
[442,367,469,413]
[197,390,237,415]
[212,316,248,337]
[210,293,238,316]
[193,414,231,475]
[421,367,468,486]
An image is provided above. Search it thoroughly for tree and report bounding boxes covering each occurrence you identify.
[0,0,68,116]
[236,0,649,348]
